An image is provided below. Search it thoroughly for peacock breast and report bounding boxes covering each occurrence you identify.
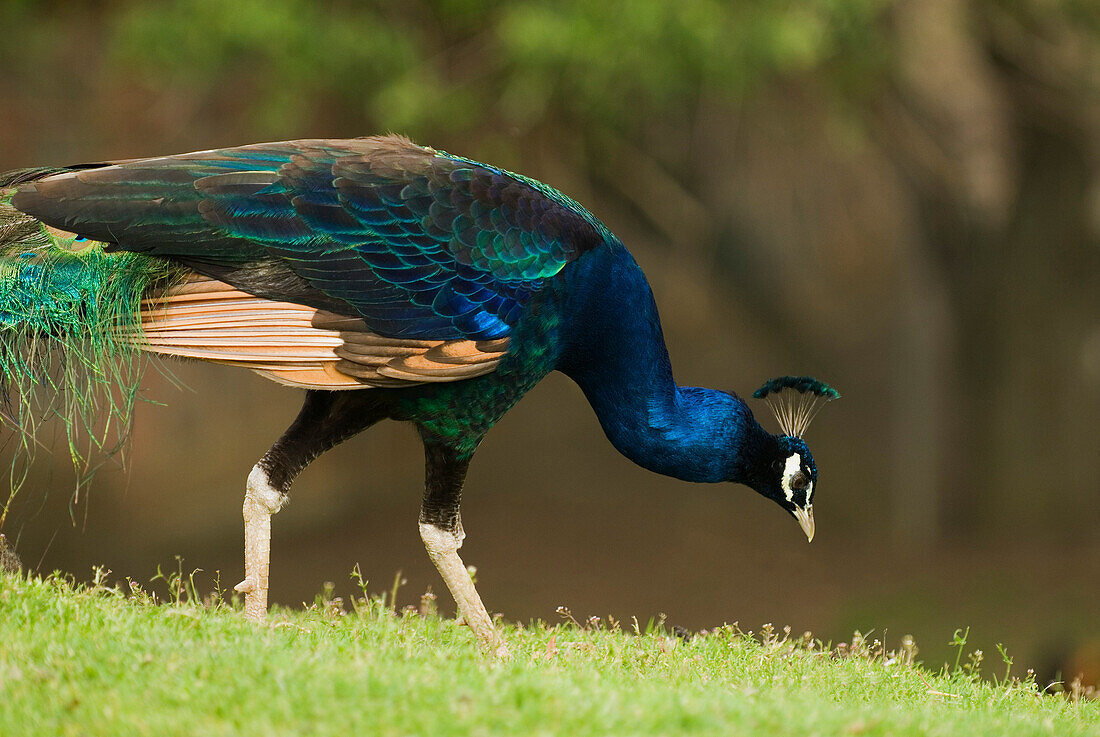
[389,288,567,452]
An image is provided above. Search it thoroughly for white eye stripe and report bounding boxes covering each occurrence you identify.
[781,453,802,502]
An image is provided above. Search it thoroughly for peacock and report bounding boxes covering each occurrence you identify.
[0,136,838,651]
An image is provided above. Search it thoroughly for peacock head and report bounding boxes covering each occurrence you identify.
[750,376,840,542]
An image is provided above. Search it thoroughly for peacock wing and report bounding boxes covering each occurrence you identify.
[11,136,609,343]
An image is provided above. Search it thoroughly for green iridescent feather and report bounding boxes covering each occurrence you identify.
[0,189,179,519]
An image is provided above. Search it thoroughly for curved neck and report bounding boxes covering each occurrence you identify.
[557,246,771,484]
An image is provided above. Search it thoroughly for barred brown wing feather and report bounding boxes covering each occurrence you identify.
[131,274,508,390]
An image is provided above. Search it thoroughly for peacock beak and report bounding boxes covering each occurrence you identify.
[793,506,815,542]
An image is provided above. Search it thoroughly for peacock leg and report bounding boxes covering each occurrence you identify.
[418,442,504,655]
[234,390,388,622]
[235,465,285,622]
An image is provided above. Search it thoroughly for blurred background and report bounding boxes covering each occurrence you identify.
[1,1,1097,684]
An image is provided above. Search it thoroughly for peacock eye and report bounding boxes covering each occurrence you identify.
[790,473,809,491]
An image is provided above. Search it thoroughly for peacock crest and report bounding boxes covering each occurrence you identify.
[753,376,840,438]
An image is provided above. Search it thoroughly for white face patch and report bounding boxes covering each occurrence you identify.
[781,453,802,502]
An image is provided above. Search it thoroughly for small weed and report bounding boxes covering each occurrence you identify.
[387,570,406,611]
[995,643,1014,686]
[149,555,202,606]
[950,626,970,674]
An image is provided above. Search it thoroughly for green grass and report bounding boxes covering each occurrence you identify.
[0,570,1095,736]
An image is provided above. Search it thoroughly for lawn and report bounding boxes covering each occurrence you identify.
[0,570,1095,736]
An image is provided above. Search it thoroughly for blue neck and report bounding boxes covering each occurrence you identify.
[557,246,773,484]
